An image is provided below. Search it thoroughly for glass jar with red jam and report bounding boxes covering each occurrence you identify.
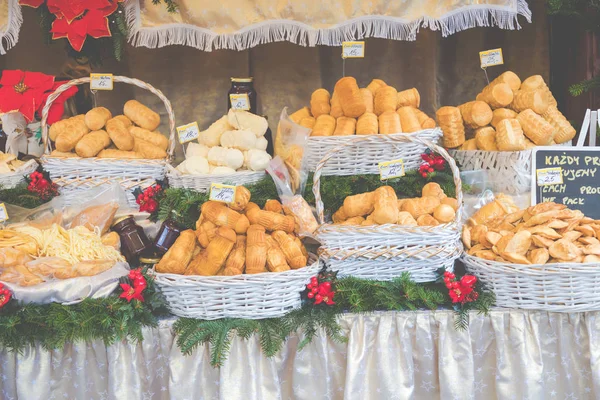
[111,215,151,263]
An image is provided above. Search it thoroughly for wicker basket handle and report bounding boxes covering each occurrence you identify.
[312,132,463,224]
[40,76,176,161]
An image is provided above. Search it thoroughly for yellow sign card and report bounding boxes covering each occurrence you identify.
[479,48,504,68]
[379,159,405,180]
[209,183,237,204]
[90,73,114,90]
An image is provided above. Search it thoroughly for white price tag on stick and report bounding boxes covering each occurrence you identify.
[0,203,8,222]
[209,183,237,204]
[229,94,250,110]
[177,122,200,144]
[90,73,114,90]
[537,167,563,186]
[378,159,405,180]
[342,41,365,58]
[479,48,504,68]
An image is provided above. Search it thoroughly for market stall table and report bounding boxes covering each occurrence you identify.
[1,310,598,399]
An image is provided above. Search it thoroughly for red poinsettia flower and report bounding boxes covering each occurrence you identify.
[51,9,112,52]
[19,0,45,8]
[38,81,78,124]
[119,283,145,303]
[0,70,55,122]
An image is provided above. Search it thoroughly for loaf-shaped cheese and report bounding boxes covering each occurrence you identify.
[289,107,311,124]
[356,112,378,135]
[374,86,398,116]
[366,79,387,95]
[334,77,366,118]
[334,117,356,136]
[517,109,555,145]
[85,107,112,131]
[396,88,420,108]
[397,106,421,133]
[75,130,110,158]
[310,88,331,118]
[134,138,168,159]
[436,106,465,148]
[299,117,316,129]
[123,100,160,131]
[113,115,132,127]
[360,88,374,113]
[495,119,526,151]
[474,126,497,151]
[458,101,493,129]
[129,126,168,151]
[330,91,344,118]
[54,117,89,152]
[106,117,134,151]
[311,115,336,136]
[97,149,142,159]
[378,111,402,134]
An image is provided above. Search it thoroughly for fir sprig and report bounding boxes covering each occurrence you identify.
[0,183,54,209]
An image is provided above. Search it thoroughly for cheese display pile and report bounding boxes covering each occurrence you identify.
[290,77,435,136]
[176,109,271,175]
[156,186,309,275]
[48,100,168,159]
[463,196,600,264]
[0,152,27,173]
[0,203,124,286]
[437,72,576,151]
[332,183,458,227]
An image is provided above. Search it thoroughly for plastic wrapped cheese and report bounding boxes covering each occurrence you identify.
[246,149,271,171]
[220,130,257,150]
[186,142,210,158]
[227,109,268,137]
[199,116,232,147]
[207,146,244,170]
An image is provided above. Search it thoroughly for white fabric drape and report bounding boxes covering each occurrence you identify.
[0,310,598,399]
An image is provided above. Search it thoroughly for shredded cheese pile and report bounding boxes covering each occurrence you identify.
[13,224,124,264]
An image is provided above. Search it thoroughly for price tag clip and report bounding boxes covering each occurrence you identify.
[378,159,405,181]
[209,183,237,204]
[537,167,564,186]
[479,48,503,84]
[90,73,114,91]
[177,122,200,145]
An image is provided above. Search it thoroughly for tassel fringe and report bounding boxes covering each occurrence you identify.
[131,0,533,52]
[0,0,23,55]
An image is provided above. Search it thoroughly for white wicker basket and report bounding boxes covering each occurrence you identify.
[313,134,463,281]
[154,255,319,319]
[166,165,267,191]
[462,254,600,312]
[0,159,38,189]
[449,149,532,194]
[39,76,176,207]
[304,129,443,175]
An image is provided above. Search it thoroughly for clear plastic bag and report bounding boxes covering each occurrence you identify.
[273,107,311,194]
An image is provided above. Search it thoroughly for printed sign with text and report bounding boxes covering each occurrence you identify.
[479,48,504,68]
[177,122,200,144]
[90,73,114,90]
[537,167,564,186]
[209,183,237,204]
[342,41,365,58]
[378,159,405,180]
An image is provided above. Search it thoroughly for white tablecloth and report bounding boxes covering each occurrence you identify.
[0,310,598,399]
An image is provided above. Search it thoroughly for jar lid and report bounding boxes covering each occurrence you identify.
[111,215,132,227]
[139,256,161,264]
[231,77,253,83]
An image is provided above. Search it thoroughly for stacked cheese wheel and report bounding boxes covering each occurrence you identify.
[155,187,309,276]
[176,109,271,175]
[332,183,458,227]
[437,72,576,151]
[49,100,168,159]
[290,77,435,136]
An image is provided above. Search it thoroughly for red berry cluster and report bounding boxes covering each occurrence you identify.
[443,271,479,304]
[419,153,446,178]
[0,283,11,308]
[136,184,162,213]
[119,268,147,303]
[27,171,58,200]
[306,276,335,306]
